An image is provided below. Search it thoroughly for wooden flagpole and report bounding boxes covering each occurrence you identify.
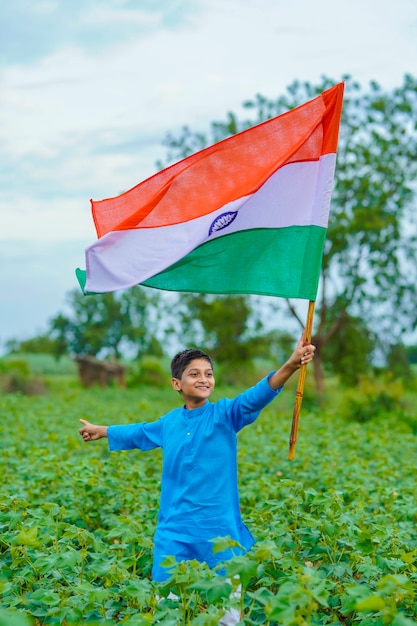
[288,300,315,460]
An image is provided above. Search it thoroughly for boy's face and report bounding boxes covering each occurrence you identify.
[171,358,215,406]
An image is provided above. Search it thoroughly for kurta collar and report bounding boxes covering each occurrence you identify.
[182,402,210,418]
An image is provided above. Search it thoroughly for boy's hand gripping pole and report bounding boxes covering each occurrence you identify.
[288,300,315,460]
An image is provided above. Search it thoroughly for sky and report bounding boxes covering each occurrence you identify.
[1,0,416,351]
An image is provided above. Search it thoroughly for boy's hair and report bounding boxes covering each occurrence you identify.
[171,348,213,379]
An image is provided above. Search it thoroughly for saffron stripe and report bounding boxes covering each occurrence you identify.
[91,84,344,236]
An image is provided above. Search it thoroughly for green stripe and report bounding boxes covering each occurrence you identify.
[142,226,326,300]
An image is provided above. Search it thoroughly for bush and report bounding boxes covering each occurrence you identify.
[0,358,29,377]
[127,356,167,388]
[2,353,77,376]
[340,376,406,422]
[0,359,47,395]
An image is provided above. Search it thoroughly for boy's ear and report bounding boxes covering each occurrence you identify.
[171,377,182,392]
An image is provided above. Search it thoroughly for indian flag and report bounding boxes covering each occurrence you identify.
[77,82,344,300]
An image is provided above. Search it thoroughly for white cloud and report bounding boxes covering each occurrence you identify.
[82,6,164,27]
[0,197,95,242]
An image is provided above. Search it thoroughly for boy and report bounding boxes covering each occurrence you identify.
[79,337,315,583]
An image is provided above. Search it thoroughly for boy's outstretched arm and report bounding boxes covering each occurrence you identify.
[268,336,315,391]
[79,419,108,442]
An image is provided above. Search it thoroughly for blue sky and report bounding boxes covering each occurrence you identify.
[1,0,416,350]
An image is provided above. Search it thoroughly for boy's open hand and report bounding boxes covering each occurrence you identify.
[79,419,108,442]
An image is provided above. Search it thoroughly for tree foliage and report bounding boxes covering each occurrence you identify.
[385,343,414,384]
[174,294,263,381]
[321,306,374,386]
[5,333,62,356]
[405,344,417,364]
[49,287,163,359]
[160,75,417,391]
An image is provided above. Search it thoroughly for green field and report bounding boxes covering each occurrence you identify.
[1,374,417,625]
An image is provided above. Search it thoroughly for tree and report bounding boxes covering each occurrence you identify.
[405,344,417,364]
[320,307,374,386]
[173,293,294,383]
[49,286,163,359]
[160,75,417,393]
[5,334,61,355]
[175,294,259,380]
[386,343,414,384]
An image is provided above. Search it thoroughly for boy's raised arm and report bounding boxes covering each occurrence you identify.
[268,336,315,391]
[79,419,108,442]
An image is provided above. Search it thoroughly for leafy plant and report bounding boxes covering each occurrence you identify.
[0,358,47,395]
[1,380,417,623]
[127,356,167,388]
[340,376,407,422]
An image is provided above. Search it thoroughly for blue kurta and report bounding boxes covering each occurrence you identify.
[107,374,282,581]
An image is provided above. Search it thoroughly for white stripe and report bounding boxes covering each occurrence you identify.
[85,154,335,292]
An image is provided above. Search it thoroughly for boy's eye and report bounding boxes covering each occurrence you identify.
[189,371,213,377]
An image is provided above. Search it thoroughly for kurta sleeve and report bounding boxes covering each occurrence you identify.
[107,419,163,451]
[228,373,283,432]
